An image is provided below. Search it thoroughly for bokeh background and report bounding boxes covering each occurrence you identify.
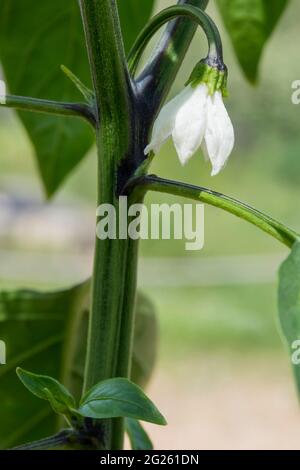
[1,0,300,449]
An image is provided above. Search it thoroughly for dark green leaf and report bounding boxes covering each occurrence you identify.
[0,283,156,448]
[278,241,300,394]
[125,418,153,450]
[79,378,166,425]
[16,368,76,416]
[0,281,89,449]
[217,0,289,82]
[0,0,94,196]
[117,0,154,53]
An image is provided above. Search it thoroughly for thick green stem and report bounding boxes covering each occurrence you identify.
[79,0,138,450]
[0,94,95,125]
[127,175,299,248]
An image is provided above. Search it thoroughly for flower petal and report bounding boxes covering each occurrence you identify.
[204,91,234,176]
[0,80,6,105]
[172,84,208,165]
[144,86,192,155]
[203,94,219,171]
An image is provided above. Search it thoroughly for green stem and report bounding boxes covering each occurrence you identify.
[1,94,96,126]
[127,175,299,248]
[128,4,222,76]
[79,0,137,450]
[12,430,72,450]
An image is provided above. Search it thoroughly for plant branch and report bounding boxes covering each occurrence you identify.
[125,175,299,248]
[128,4,222,76]
[136,0,209,115]
[12,430,72,450]
[1,94,96,126]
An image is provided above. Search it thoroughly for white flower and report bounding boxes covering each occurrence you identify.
[0,80,6,105]
[144,82,234,176]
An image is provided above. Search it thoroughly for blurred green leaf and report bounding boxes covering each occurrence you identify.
[16,368,76,417]
[217,0,289,82]
[79,377,166,425]
[117,0,154,53]
[0,283,157,447]
[0,0,94,197]
[68,291,158,401]
[131,292,158,388]
[0,281,89,449]
[126,418,153,450]
[278,241,300,394]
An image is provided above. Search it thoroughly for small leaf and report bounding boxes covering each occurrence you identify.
[61,65,94,104]
[125,418,153,450]
[79,378,166,425]
[16,368,76,416]
[278,241,300,394]
[217,0,289,83]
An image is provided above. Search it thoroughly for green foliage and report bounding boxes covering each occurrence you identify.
[0,281,89,448]
[0,0,94,197]
[217,0,289,82]
[278,241,300,395]
[117,0,154,53]
[125,418,153,450]
[78,377,166,425]
[131,292,158,388]
[0,0,155,196]
[16,368,76,418]
[0,284,157,448]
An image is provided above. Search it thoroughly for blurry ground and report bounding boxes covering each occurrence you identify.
[146,355,300,450]
[1,0,300,451]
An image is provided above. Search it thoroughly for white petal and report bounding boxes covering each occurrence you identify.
[203,94,219,171]
[204,91,234,176]
[0,80,6,104]
[172,83,208,165]
[144,86,192,155]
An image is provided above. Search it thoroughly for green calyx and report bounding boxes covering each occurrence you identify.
[186,61,228,96]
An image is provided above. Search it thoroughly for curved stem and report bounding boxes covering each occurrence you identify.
[128,4,222,76]
[125,175,299,248]
[137,0,209,117]
[1,94,96,126]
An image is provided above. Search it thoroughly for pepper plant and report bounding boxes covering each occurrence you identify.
[0,0,298,451]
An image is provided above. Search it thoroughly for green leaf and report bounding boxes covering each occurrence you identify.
[79,378,166,425]
[217,0,289,83]
[16,368,76,417]
[131,292,158,388]
[0,281,89,449]
[0,284,157,448]
[125,418,153,450]
[278,241,300,394]
[0,0,94,197]
[117,0,154,53]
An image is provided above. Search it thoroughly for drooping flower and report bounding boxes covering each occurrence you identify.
[144,60,234,176]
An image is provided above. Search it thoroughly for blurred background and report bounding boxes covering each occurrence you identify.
[1,0,300,449]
